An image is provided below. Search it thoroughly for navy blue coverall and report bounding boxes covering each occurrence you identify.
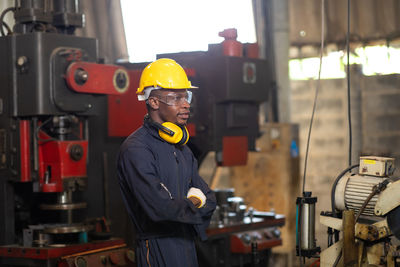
[117,120,216,267]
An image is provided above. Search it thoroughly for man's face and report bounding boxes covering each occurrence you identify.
[149,89,191,126]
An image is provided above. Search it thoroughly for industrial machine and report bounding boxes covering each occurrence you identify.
[0,1,279,266]
[198,188,284,267]
[0,0,135,266]
[112,30,282,266]
[114,28,273,167]
[159,30,271,166]
[296,156,400,266]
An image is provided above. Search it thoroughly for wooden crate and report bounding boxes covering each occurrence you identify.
[229,123,301,256]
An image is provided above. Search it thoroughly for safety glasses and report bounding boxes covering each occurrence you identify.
[151,91,192,106]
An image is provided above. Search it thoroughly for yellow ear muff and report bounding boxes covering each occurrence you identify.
[180,126,189,146]
[157,122,189,145]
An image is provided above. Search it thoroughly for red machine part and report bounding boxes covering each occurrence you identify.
[108,69,147,137]
[0,238,135,267]
[108,69,197,138]
[244,43,259,59]
[186,123,196,137]
[38,132,88,192]
[184,68,196,77]
[61,245,135,267]
[230,229,282,254]
[221,136,248,166]
[19,120,31,182]
[219,28,243,57]
[65,62,130,95]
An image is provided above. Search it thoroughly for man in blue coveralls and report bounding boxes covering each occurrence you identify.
[117,58,216,267]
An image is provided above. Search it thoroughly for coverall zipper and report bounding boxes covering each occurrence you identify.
[175,148,193,267]
[160,182,173,199]
[173,149,181,198]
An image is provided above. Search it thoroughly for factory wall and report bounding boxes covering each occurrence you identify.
[290,66,400,251]
[361,74,400,162]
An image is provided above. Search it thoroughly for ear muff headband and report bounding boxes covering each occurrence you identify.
[180,126,189,146]
[156,121,189,145]
[157,123,175,137]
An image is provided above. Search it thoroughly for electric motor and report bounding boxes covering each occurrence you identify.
[334,173,384,217]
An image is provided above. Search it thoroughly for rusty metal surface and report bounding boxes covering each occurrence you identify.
[0,239,126,260]
[206,215,285,238]
[40,202,87,210]
[343,210,358,266]
[43,224,93,234]
[0,240,135,266]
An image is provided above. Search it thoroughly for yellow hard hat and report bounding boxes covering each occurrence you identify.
[137,58,197,101]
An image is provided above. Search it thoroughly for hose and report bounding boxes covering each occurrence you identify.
[0,7,15,36]
[330,164,359,217]
[330,163,359,242]
[354,178,389,222]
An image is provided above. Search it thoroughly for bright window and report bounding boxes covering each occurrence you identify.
[121,0,256,63]
[289,51,346,80]
[355,45,400,76]
[289,45,400,80]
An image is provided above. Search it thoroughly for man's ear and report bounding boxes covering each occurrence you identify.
[147,97,159,110]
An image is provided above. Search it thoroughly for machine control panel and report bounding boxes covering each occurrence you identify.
[359,156,395,177]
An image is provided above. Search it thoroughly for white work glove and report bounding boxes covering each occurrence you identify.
[187,187,206,208]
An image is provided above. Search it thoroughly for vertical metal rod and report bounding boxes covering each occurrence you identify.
[32,117,38,172]
[74,0,79,12]
[67,190,73,224]
[58,190,73,224]
[83,118,89,140]
[84,118,89,164]
[67,209,72,224]
[251,242,260,267]
[103,152,110,220]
